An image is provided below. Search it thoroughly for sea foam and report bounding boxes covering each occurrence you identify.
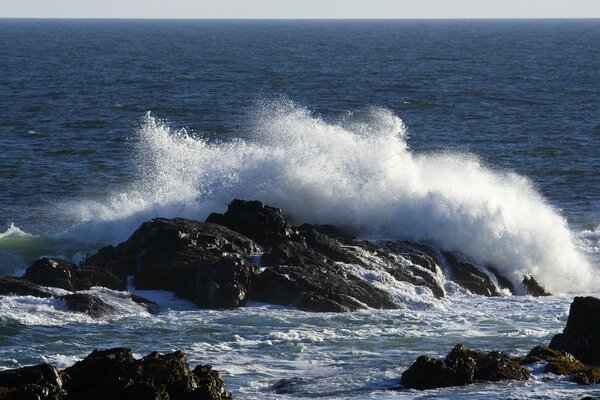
[67,100,596,294]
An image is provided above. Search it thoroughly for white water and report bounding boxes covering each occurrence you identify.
[61,100,596,294]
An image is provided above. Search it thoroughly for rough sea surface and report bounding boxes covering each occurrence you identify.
[1,20,599,398]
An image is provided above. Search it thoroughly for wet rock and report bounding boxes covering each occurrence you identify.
[251,241,397,312]
[206,199,298,247]
[573,369,600,385]
[550,296,600,364]
[522,275,550,296]
[487,267,515,293]
[58,293,117,318]
[62,348,232,400]
[271,377,308,394]
[523,346,586,375]
[442,252,500,296]
[129,293,160,314]
[375,241,445,298]
[23,258,126,292]
[296,224,364,265]
[0,276,52,298]
[82,218,261,309]
[401,355,473,390]
[401,345,530,390]
[0,363,65,400]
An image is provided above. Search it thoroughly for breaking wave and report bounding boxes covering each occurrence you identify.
[66,100,596,293]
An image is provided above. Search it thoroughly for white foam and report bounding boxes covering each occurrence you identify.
[65,101,596,293]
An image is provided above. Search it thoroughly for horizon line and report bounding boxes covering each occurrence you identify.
[1,17,600,21]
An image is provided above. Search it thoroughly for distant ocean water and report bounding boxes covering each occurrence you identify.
[0,19,599,398]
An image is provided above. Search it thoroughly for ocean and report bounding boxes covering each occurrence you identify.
[0,19,599,398]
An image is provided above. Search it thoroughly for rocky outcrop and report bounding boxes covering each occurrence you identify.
[206,199,298,247]
[23,258,126,292]
[401,344,530,390]
[522,346,587,375]
[549,296,600,364]
[0,348,232,400]
[0,276,52,298]
[58,293,117,318]
[129,293,160,314]
[0,363,65,400]
[83,218,261,309]
[522,275,550,296]
[252,240,397,312]
[442,252,500,296]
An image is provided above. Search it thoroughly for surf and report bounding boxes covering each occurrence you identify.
[59,99,596,294]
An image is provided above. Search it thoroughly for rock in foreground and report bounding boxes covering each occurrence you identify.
[549,296,600,365]
[0,348,232,400]
[401,344,530,390]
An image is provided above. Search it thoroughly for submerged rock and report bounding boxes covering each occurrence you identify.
[24,258,126,292]
[252,240,397,312]
[207,199,298,247]
[58,293,117,318]
[0,276,52,298]
[401,344,530,390]
[549,296,600,364]
[522,346,586,375]
[129,293,160,314]
[83,218,260,309]
[0,348,232,400]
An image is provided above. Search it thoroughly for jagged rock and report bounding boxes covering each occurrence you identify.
[401,345,530,390]
[523,346,587,375]
[573,368,600,385]
[61,348,232,400]
[251,240,397,312]
[401,355,473,390]
[522,275,550,296]
[0,363,65,400]
[442,252,500,296]
[0,276,52,298]
[375,241,445,298]
[206,199,298,247]
[23,258,126,292]
[550,296,600,364]
[488,267,515,293]
[82,218,261,309]
[58,293,117,318]
[129,293,160,314]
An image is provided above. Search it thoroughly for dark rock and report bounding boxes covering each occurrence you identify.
[522,275,550,296]
[488,267,515,293]
[206,199,298,247]
[401,355,473,390]
[62,348,232,400]
[442,252,500,296]
[82,218,261,309]
[271,377,308,394]
[0,276,52,298]
[445,345,530,382]
[23,258,126,292]
[401,345,530,390]
[0,363,65,400]
[523,346,587,375]
[375,241,445,298]
[58,294,117,318]
[296,224,364,266]
[573,369,600,385]
[251,241,397,312]
[550,296,600,364]
[129,293,160,314]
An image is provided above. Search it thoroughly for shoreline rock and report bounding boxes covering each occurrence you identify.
[0,348,232,400]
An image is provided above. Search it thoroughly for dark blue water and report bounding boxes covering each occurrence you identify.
[1,19,599,234]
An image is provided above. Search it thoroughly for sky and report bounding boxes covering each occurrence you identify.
[1,0,600,19]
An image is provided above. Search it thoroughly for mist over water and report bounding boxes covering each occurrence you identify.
[62,100,596,294]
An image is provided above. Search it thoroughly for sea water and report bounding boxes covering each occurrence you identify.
[0,19,599,398]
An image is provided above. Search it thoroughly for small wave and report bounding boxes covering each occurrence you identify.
[0,223,33,240]
[63,100,596,294]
